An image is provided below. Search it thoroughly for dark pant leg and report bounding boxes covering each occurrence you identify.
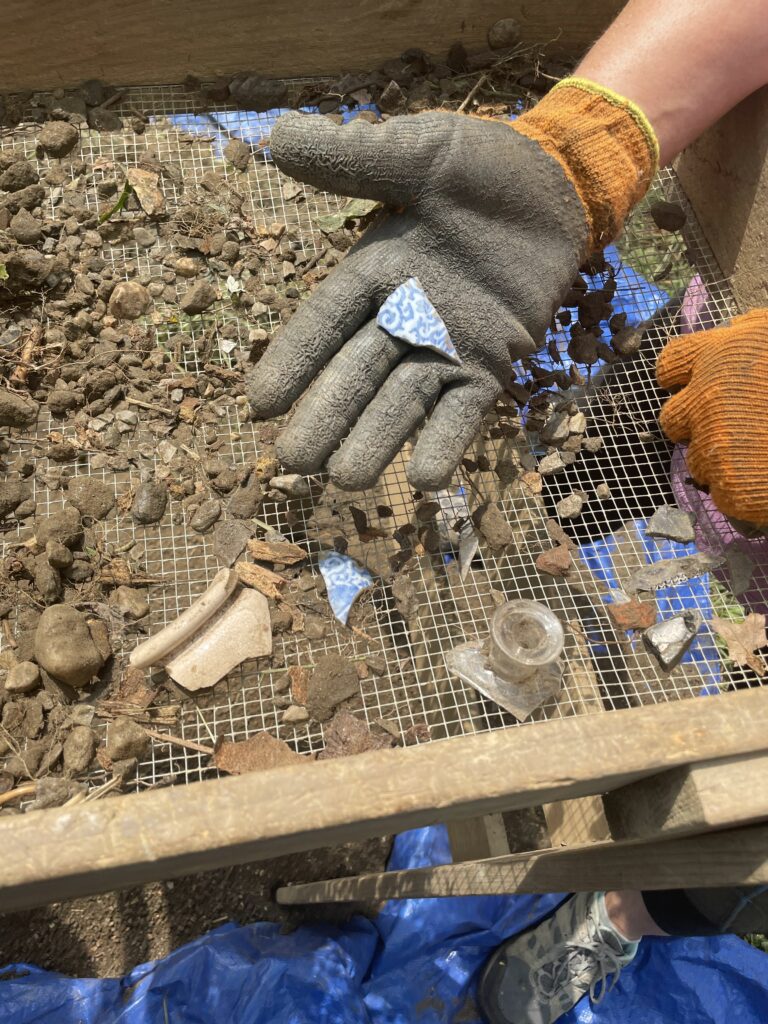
[642,886,768,937]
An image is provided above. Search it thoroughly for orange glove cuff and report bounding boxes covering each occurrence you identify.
[512,77,659,252]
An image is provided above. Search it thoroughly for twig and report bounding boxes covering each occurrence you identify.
[350,624,375,645]
[102,90,125,110]
[83,775,123,802]
[9,324,44,387]
[144,727,214,756]
[457,74,489,114]
[126,396,177,417]
[0,782,36,807]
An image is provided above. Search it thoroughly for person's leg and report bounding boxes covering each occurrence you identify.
[641,885,768,937]
[605,889,669,940]
[478,885,768,1024]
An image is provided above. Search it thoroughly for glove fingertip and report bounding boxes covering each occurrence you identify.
[405,451,455,492]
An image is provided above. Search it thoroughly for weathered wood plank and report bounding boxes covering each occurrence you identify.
[0,686,765,911]
[605,752,768,841]
[276,824,768,903]
[677,85,768,310]
[447,814,510,862]
[0,0,624,93]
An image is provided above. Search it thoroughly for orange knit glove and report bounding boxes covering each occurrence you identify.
[657,310,768,525]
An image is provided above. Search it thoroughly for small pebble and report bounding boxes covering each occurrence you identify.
[5,661,41,694]
[556,492,585,519]
[282,705,310,725]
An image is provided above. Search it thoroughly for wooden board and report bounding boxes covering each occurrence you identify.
[277,823,768,903]
[605,752,768,841]
[677,85,768,310]
[0,0,625,93]
[447,814,510,862]
[0,685,766,912]
[544,796,610,847]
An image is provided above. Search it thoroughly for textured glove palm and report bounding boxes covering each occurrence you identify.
[247,80,657,491]
[657,310,768,526]
[247,111,588,491]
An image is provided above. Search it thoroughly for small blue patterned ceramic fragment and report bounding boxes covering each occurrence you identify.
[319,551,374,625]
[377,277,461,363]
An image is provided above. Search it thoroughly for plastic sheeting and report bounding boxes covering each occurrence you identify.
[2,825,766,1023]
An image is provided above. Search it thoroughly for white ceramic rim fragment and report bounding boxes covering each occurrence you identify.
[130,568,238,669]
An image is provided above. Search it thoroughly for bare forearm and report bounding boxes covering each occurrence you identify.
[577,0,768,165]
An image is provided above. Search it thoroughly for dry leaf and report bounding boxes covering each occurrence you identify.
[246,538,307,566]
[712,614,767,676]
[126,167,166,216]
[178,396,201,423]
[235,560,286,601]
[213,733,307,774]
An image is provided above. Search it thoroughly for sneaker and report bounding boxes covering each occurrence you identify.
[477,892,639,1024]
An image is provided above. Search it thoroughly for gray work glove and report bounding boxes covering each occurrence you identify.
[247,110,589,491]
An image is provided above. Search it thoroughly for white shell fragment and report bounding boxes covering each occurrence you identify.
[130,568,272,691]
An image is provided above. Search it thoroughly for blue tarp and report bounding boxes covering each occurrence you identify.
[2,826,766,1023]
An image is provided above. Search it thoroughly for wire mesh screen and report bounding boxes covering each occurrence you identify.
[0,83,760,797]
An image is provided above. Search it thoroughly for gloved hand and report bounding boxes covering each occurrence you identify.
[657,309,768,526]
[248,79,657,491]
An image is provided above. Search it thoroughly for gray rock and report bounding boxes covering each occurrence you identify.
[282,704,310,725]
[34,555,62,604]
[47,388,84,416]
[175,257,199,278]
[35,506,83,548]
[212,519,254,566]
[488,17,521,48]
[268,474,312,498]
[0,159,38,193]
[31,777,85,809]
[725,544,755,598]
[9,208,42,244]
[582,436,604,453]
[556,492,585,520]
[66,476,116,520]
[34,605,106,687]
[540,410,570,446]
[180,280,218,315]
[647,504,696,544]
[0,183,45,214]
[38,121,80,157]
[538,450,567,476]
[229,478,263,519]
[62,725,97,773]
[46,539,74,569]
[223,138,251,171]
[190,498,222,533]
[132,480,168,524]
[0,479,30,519]
[5,661,41,694]
[110,585,150,620]
[106,716,150,761]
[108,281,152,320]
[643,611,701,669]
[132,226,157,249]
[87,105,123,131]
[0,390,39,428]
